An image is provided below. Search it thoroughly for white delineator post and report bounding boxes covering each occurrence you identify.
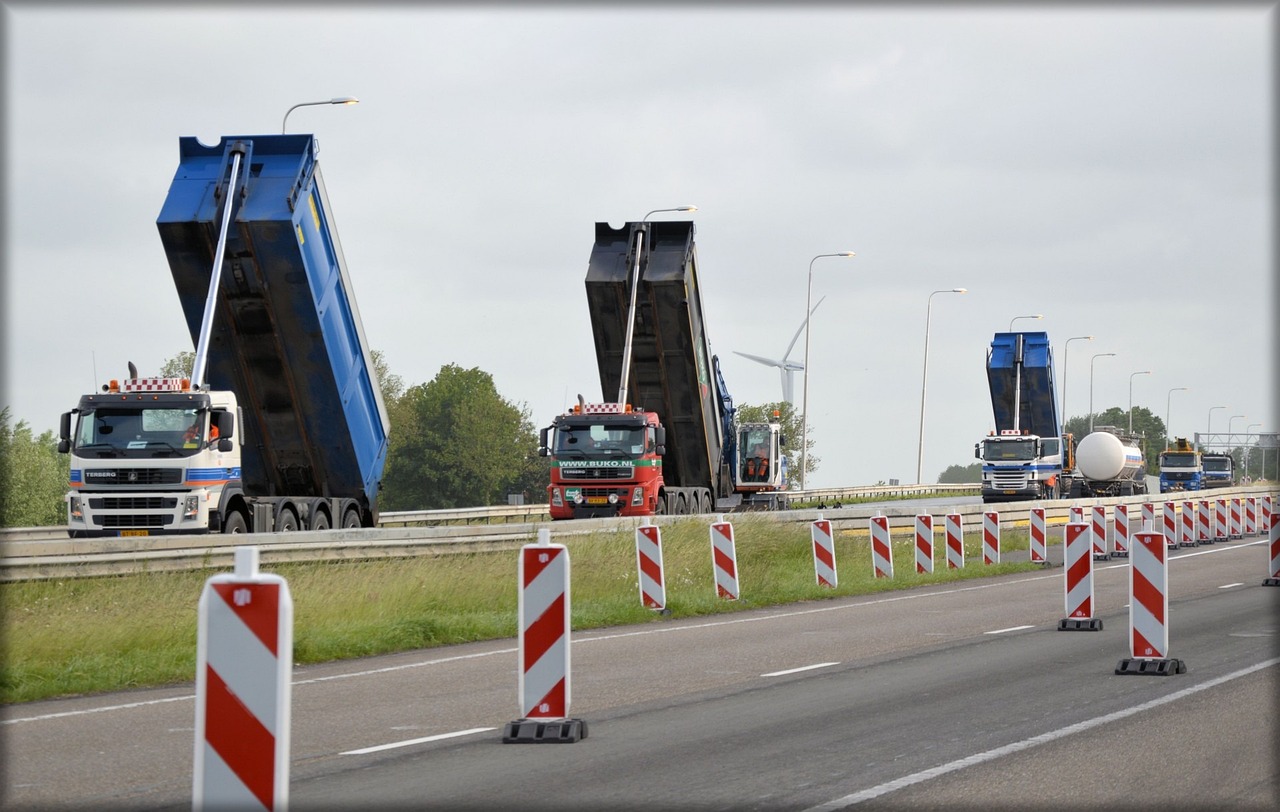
[1115,528,1185,675]
[1058,522,1101,631]
[1029,506,1048,564]
[636,518,666,610]
[505,527,585,743]
[709,516,740,600]
[915,513,934,574]
[982,511,1000,565]
[870,511,893,578]
[811,514,837,588]
[1113,503,1131,558]
[194,546,292,812]
[945,512,965,570]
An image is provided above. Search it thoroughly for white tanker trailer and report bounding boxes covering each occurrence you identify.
[1068,428,1149,498]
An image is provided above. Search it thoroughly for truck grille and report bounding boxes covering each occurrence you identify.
[560,466,634,480]
[991,472,1029,489]
[89,497,178,511]
[579,487,631,499]
[100,514,172,529]
[81,468,184,485]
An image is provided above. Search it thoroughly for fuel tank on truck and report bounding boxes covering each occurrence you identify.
[1076,431,1143,481]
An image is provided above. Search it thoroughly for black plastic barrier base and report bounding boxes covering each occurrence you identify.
[1263,577,1280,587]
[1092,553,1111,561]
[1112,551,1129,558]
[1058,618,1103,631]
[1115,657,1186,676]
[502,718,588,743]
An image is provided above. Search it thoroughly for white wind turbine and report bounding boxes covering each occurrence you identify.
[732,296,824,406]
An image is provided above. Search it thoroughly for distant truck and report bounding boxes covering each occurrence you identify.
[60,135,389,536]
[1201,451,1237,489]
[1068,427,1148,498]
[976,332,1073,502]
[540,221,786,519]
[1158,437,1204,492]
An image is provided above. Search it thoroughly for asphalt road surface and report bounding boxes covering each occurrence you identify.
[3,530,1276,811]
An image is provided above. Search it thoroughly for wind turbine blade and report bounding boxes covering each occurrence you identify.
[733,350,787,369]
[783,295,825,360]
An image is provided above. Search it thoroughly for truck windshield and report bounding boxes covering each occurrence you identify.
[1160,453,1198,467]
[74,406,204,457]
[1203,458,1231,472]
[554,424,647,459]
[983,438,1038,461]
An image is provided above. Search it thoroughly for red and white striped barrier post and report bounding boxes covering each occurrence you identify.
[1029,506,1048,564]
[915,514,934,574]
[1230,498,1243,539]
[1260,495,1272,534]
[1142,502,1155,536]
[1215,498,1228,542]
[709,517,740,600]
[1197,500,1211,544]
[812,515,837,588]
[1070,506,1083,524]
[194,546,292,811]
[636,519,667,610]
[1113,503,1131,558]
[1162,501,1178,550]
[982,511,1000,565]
[1180,500,1196,548]
[1244,497,1257,536]
[505,528,585,743]
[1115,528,1185,675]
[945,512,965,569]
[1264,508,1280,587]
[1059,523,1101,631]
[1091,504,1109,560]
[870,512,893,578]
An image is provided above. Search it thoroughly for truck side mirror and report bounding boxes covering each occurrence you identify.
[779,435,787,447]
[217,437,233,452]
[974,443,981,459]
[538,427,550,457]
[216,411,235,440]
[58,439,70,454]
[59,411,71,441]
[655,426,666,456]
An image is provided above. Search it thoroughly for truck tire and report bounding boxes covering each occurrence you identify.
[277,509,299,532]
[656,493,668,515]
[310,511,330,531]
[342,508,362,529]
[222,510,248,534]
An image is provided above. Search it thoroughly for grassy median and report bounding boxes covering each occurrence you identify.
[1,516,1045,704]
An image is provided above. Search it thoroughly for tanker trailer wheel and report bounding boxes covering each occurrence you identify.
[277,508,300,532]
[310,510,331,531]
[342,508,363,529]
[222,510,248,534]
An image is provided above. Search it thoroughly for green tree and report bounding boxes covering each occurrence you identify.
[937,462,982,484]
[1063,405,1164,474]
[735,401,810,489]
[380,364,544,510]
[160,352,195,379]
[0,408,70,527]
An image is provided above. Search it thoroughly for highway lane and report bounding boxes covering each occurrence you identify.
[2,533,1275,809]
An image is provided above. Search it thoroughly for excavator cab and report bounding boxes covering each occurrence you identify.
[736,423,780,488]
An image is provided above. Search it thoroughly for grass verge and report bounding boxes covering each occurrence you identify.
[1,515,1046,704]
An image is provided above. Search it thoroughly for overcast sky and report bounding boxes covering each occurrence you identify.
[3,4,1273,489]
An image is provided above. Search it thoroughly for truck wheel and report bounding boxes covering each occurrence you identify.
[342,509,362,529]
[656,494,668,515]
[277,509,299,532]
[222,511,248,534]
[310,511,330,531]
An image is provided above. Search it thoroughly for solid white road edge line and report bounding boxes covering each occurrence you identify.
[341,727,496,755]
[984,625,1035,634]
[799,656,1280,811]
[761,662,840,677]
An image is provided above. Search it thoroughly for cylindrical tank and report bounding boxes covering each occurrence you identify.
[1076,431,1143,481]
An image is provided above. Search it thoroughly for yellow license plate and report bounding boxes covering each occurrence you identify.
[120,530,150,537]
[586,496,609,505]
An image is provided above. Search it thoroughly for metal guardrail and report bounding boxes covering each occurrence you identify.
[3,485,1272,581]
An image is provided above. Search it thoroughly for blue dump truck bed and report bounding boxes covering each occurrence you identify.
[584,221,725,493]
[156,134,388,510]
[987,332,1059,437]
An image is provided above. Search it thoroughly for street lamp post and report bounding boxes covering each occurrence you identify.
[1059,335,1094,424]
[1246,423,1261,478]
[1008,314,1043,331]
[915,288,967,484]
[617,206,698,406]
[800,251,856,491]
[1088,352,1115,432]
[1206,405,1226,449]
[1165,387,1189,449]
[282,96,360,133]
[1127,370,1151,434]
[1228,414,1246,440]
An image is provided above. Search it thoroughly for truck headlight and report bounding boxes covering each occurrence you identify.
[632,488,644,506]
[69,495,83,520]
[184,494,199,519]
[608,493,619,505]
[572,492,585,505]
[551,488,563,507]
